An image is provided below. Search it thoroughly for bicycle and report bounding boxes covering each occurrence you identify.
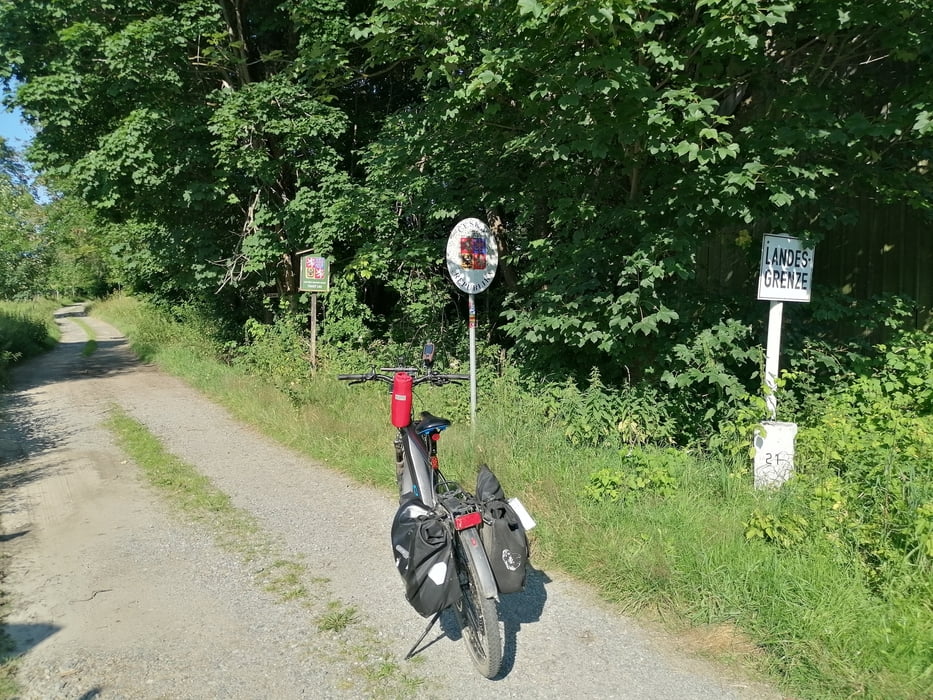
[338,343,504,678]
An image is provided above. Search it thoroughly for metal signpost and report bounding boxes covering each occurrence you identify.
[754,234,815,487]
[298,252,330,368]
[446,218,499,423]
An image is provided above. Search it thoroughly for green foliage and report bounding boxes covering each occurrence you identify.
[0,138,47,300]
[583,447,683,504]
[0,299,60,383]
[660,318,766,449]
[232,312,313,402]
[356,0,933,379]
[4,0,933,444]
[744,508,809,549]
[749,330,933,595]
[539,369,676,448]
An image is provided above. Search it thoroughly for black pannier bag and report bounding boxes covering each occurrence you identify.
[390,497,461,617]
[476,463,506,501]
[476,465,529,594]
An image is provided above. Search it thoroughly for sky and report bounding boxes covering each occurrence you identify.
[1,95,49,199]
[0,105,33,149]
[1,77,35,150]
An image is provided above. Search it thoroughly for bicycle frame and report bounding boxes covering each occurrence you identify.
[395,424,438,508]
[338,360,501,601]
[339,353,505,676]
[394,409,500,602]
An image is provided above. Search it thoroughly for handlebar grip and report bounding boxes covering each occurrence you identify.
[337,374,367,380]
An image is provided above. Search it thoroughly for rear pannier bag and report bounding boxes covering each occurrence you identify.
[390,497,461,617]
[476,463,506,502]
[477,466,529,594]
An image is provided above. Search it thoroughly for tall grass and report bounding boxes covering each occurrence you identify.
[91,294,933,700]
[0,299,62,384]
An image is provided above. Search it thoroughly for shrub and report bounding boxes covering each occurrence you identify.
[540,369,677,449]
[583,447,685,503]
[0,300,60,383]
[767,330,933,594]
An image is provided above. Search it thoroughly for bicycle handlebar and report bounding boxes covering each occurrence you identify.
[337,370,469,386]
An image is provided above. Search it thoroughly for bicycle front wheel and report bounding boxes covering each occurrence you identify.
[454,536,502,678]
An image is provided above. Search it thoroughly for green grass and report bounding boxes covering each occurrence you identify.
[106,407,285,583]
[70,317,98,356]
[0,299,62,384]
[90,294,933,700]
[0,655,16,700]
[317,603,360,633]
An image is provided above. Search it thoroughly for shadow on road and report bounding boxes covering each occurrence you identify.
[0,529,29,543]
[2,622,61,658]
[6,337,139,394]
[54,306,88,319]
[1,320,140,468]
[0,390,71,466]
[432,564,551,679]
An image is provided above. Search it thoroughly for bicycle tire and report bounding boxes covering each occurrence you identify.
[453,535,502,678]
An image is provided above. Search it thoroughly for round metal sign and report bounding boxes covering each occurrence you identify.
[446,218,499,294]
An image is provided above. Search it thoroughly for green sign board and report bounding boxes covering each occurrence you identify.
[299,254,330,293]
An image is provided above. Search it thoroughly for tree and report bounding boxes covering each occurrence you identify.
[0,0,364,314]
[0,137,47,299]
[354,0,933,375]
[1,0,930,378]
[42,194,115,298]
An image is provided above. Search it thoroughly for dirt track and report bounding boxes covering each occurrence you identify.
[0,306,781,699]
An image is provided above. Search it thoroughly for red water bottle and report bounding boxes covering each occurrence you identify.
[391,372,413,428]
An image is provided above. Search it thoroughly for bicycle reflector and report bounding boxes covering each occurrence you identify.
[454,511,482,531]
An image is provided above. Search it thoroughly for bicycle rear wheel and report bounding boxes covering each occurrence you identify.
[454,537,502,678]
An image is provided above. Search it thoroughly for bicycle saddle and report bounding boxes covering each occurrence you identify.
[415,411,451,434]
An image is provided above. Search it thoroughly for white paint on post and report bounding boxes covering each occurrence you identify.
[755,234,815,488]
[764,300,783,420]
[753,421,798,489]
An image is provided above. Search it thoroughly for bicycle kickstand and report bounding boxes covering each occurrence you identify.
[404,611,442,660]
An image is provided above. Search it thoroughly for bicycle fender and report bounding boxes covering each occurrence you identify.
[458,528,499,600]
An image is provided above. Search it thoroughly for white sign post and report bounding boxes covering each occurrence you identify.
[754,234,815,488]
[446,218,498,423]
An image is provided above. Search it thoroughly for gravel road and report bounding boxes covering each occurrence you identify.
[0,306,782,699]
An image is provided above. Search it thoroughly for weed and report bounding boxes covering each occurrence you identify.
[263,560,308,602]
[317,604,359,633]
[583,448,681,504]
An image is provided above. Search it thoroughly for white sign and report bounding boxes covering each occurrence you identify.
[753,421,797,488]
[757,234,815,303]
[446,218,499,294]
